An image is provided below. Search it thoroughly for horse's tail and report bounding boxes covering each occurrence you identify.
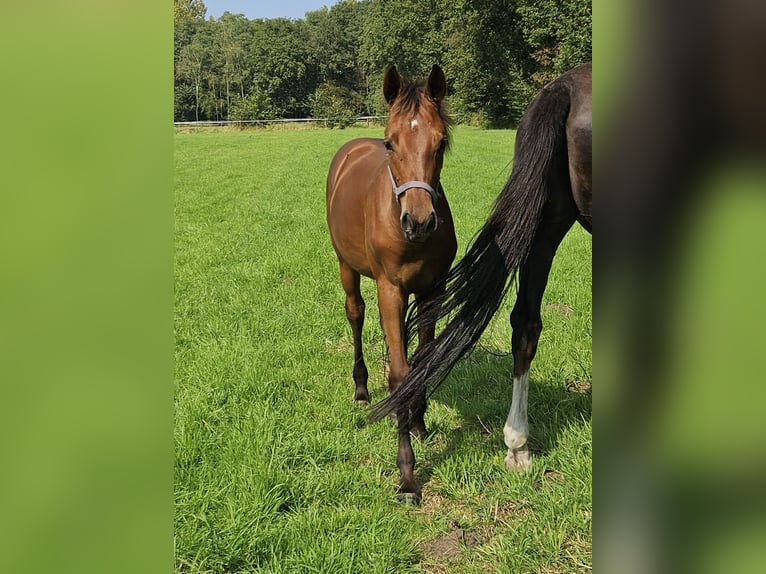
[369,76,572,423]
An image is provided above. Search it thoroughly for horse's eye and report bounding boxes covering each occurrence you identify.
[383,139,393,152]
[439,137,449,152]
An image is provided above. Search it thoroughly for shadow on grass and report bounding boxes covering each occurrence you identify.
[407,347,592,487]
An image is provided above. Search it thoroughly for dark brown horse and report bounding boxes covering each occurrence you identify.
[326,65,457,502]
[371,63,592,497]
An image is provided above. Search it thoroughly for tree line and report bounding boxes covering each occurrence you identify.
[174,0,590,127]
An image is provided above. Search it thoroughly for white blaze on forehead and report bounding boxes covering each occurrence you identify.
[410,119,419,130]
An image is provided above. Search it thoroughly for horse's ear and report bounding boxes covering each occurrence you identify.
[383,65,401,106]
[427,65,446,104]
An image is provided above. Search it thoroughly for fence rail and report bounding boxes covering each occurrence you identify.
[173,116,387,128]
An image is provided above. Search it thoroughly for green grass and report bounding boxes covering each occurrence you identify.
[175,126,591,573]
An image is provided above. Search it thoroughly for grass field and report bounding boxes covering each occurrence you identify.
[175,125,592,573]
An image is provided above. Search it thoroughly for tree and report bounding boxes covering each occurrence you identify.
[516,0,592,83]
[174,0,206,25]
[174,83,197,122]
[249,19,314,117]
[214,13,253,110]
[172,0,591,126]
[440,0,517,125]
[311,82,364,127]
[305,1,365,90]
[359,0,446,80]
[174,1,208,121]
[174,0,207,60]
[227,89,275,122]
[357,0,449,116]
[176,30,210,121]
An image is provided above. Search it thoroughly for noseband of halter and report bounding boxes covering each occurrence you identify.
[387,165,439,204]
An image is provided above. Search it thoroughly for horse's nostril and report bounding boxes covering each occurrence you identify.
[425,212,437,233]
[401,212,413,232]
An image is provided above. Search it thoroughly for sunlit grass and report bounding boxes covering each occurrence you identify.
[175,126,591,573]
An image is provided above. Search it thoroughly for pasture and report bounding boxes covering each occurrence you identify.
[174,126,592,573]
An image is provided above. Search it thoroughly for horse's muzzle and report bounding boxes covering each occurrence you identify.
[401,210,438,242]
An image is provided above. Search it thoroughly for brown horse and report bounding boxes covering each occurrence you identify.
[326,65,457,503]
[370,63,592,497]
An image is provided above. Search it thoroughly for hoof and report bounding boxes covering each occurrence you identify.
[353,389,370,405]
[396,491,422,505]
[505,445,531,472]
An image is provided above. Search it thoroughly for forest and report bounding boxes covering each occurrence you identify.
[174,0,591,127]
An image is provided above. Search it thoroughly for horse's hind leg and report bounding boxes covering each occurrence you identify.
[407,288,444,439]
[506,214,574,471]
[405,312,431,439]
[339,262,369,404]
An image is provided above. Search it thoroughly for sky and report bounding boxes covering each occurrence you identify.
[203,1,333,21]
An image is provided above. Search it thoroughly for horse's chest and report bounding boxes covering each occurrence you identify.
[371,244,449,292]
[366,215,456,292]
[398,260,441,293]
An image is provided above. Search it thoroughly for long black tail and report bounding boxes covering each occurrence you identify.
[369,76,572,423]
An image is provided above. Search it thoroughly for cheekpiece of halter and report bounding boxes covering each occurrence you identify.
[387,165,438,204]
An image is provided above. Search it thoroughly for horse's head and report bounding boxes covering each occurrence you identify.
[383,65,450,243]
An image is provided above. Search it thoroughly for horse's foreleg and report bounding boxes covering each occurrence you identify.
[340,263,369,404]
[506,216,574,471]
[377,281,420,503]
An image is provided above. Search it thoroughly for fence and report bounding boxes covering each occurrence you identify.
[173,116,387,128]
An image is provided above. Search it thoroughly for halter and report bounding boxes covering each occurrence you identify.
[387,164,439,204]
